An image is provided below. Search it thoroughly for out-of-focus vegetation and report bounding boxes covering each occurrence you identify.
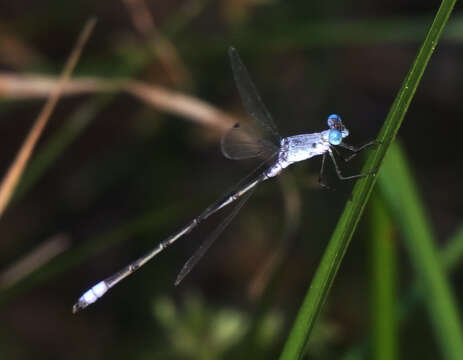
[0,1,462,359]
[280,2,459,358]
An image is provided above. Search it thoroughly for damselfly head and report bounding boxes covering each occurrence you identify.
[327,114,349,145]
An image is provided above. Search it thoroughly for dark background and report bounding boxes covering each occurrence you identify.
[0,1,462,359]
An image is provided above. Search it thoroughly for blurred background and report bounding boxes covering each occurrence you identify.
[0,1,462,359]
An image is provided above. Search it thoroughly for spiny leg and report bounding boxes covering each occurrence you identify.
[338,140,379,162]
[332,146,352,163]
[318,153,331,189]
[328,149,375,180]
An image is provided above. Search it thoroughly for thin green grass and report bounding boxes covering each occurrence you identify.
[370,194,398,360]
[440,225,463,269]
[181,16,463,57]
[342,227,463,359]
[378,142,463,359]
[279,1,457,359]
[398,223,463,327]
[397,225,463,321]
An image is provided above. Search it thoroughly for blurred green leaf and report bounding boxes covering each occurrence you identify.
[341,224,463,360]
[370,194,398,360]
[181,15,463,56]
[151,294,250,360]
[440,225,463,269]
[379,141,463,359]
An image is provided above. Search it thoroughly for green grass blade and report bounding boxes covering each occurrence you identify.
[341,223,463,360]
[279,1,457,359]
[378,142,463,359]
[398,223,463,322]
[340,141,463,360]
[440,225,463,269]
[370,194,398,360]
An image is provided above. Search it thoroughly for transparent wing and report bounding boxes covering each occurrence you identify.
[221,123,279,160]
[175,188,254,286]
[228,47,281,147]
[174,150,279,285]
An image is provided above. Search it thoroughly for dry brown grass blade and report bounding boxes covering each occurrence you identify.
[124,81,236,131]
[0,18,96,219]
[0,73,237,132]
[0,74,114,99]
[0,234,70,288]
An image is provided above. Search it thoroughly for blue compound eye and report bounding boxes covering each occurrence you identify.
[327,114,342,128]
[329,129,342,145]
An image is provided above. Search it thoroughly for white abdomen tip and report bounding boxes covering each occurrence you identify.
[92,281,108,297]
[73,281,109,314]
[82,289,97,304]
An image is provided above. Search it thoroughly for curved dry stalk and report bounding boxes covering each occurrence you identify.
[0,73,114,99]
[0,74,238,132]
[123,81,236,131]
[0,234,71,289]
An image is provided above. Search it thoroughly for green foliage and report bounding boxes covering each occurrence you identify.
[379,142,463,359]
[370,194,398,360]
[279,1,458,359]
[146,294,283,360]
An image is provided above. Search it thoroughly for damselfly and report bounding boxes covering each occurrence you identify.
[73,47,376,313]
